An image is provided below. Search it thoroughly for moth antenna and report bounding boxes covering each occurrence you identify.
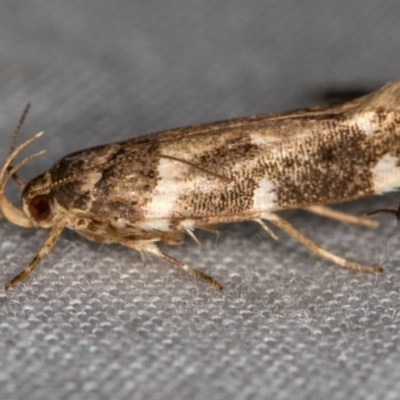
[32,152,232,196]
[7,103,32,188]
[0,132,45,228]
[11,103,31,153]
[1,149,46,188]
[0,131,43,180]
[29,157,119,195]
[159,154,231,183]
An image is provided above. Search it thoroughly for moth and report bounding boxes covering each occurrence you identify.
[2,81,400,291]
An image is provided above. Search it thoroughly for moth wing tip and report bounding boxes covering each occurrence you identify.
[353,80,400,111]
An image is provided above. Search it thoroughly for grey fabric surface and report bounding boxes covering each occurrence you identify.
[1,2,400,399]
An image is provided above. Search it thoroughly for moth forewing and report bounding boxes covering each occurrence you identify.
[3,81,400,290]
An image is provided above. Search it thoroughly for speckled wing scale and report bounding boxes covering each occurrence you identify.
[3,81,400,290]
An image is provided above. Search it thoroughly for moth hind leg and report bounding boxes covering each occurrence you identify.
[262,212,383,273]
[305,205,379,228]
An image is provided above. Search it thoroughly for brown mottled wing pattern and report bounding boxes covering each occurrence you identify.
[42,86,400,223]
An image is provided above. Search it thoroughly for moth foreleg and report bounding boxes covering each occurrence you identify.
[263,212,383,273]
[5,218,67,290]
[305,205,379,228]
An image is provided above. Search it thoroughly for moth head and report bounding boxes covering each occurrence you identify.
[0,131,53,228]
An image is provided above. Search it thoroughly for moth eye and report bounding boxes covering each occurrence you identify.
[29,195,51,221]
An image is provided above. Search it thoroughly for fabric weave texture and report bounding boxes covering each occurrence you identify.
[0,3,400,399]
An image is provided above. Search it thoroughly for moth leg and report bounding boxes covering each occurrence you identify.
[254,218,279,241]
[366,203,400,225]
[197,224,220,234]
[305,205,379,228]
[147,245,223,290]
[264,212,383,273]
[122,240,223,290]
[184,228,202,247]
[5,218,66,290]
[138,249,147,265]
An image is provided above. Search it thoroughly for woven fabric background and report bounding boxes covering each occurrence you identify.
[1,2,400,399]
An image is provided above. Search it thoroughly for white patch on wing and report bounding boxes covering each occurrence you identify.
[249,130,280,146]
[135,219,171,231]
[145,157,189,218]
[111,218,127,229]
[79,172,103,193]
[253,177,277,211]
[348,113,380,136]
[372,153,400,193]
[179,219,195,230]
